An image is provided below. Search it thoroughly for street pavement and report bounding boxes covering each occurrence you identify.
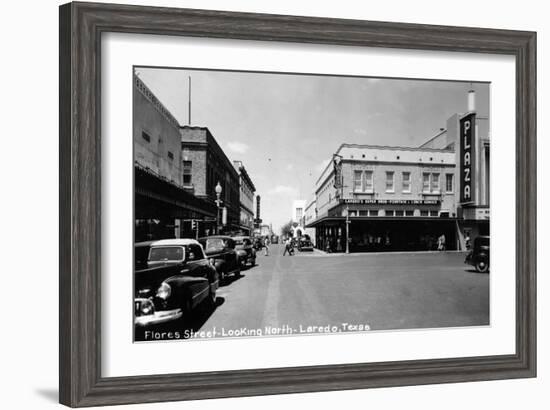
[137,244,489,341]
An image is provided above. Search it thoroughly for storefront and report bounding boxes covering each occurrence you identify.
[307,199,458,253]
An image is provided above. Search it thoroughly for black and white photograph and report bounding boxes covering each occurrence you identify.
[133,67,491,342]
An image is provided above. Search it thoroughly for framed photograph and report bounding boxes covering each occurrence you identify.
[59,2,536,407]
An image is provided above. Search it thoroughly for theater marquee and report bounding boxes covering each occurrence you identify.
[460,112,476,205]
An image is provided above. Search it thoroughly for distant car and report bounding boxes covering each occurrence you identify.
[198,236,241,282]
[270,235,279,244]
[233,236,257,267]
[134,239,219,327]
[298,238,314,252]
[465,235,490,273]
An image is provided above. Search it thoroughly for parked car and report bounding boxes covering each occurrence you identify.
[233,236,257,267]
[134,239,219,328]
[134,240,154,270]
[298,238,314,252]
[465,235,490,273]
[198,235,241,282]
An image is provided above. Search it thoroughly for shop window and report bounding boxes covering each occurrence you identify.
[370,210,379,216]
[405,210,414,216]
[386,210,395,216]
[183,160,192,185]
[402,172,411,193]
[395,210,404,216]
[446,173,454,193]
[429,210,439,217]
[385,171,394,192]
[420,210,429,217]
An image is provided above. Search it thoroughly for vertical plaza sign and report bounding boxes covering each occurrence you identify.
[459,113,476,205]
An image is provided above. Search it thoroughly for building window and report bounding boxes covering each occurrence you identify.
[141,131,151,143]
[167,151,174,160]
[420,210,429,217]
[395,210,404,216]
[354,170,363,192]
[386,210,395,216]
[446,173,454,193]
[405,210,414,216]
[364,170,373,192]
[431,173,440,193]
[385,171,394,192]
[422,173,430,192]
[370,210,378,216]
[183,160,192,185]
[429,210,439,217]
[402,172,411,193]
[296,208,303,221]
[423,172,441,194]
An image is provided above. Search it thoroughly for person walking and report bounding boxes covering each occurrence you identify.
[264,236,270,256]
[283,237,291,256]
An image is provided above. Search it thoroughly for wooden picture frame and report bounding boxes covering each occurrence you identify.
[59,2,536,407]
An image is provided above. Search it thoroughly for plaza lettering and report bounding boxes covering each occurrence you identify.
[460,114,476,204]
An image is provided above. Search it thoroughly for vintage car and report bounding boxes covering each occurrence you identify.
[297,238,314,252]
[465,235,490,273]
[198,235,241,282]
[233,236,257,267]
[134,240,154,270]
[134,239,219,327]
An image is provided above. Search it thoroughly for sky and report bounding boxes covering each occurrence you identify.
[135,67,490,234]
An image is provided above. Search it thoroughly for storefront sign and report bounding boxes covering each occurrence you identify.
[340,199,440,205]
[460,113,476,205]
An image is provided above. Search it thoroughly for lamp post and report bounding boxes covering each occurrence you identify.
[215,181,222,234]
[342,205,350,254]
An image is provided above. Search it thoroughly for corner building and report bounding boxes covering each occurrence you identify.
[309,144,459,252]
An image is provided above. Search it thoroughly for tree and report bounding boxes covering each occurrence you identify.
[280,220,295,238]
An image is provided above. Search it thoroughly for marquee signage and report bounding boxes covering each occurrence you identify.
[460,113,476,204]
[340,199,440,205]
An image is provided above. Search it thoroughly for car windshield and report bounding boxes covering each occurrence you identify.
[204,238,226,250]
[148,246,184,262]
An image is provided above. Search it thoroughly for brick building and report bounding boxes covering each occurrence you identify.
[180,126,241,235]
[133,74,217,241]
[233,161,256,235]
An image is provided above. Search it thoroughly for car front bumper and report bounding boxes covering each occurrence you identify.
[134,308,182,327]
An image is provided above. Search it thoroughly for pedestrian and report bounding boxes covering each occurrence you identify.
[437,234,446,251]
[264,236,270,256]
[465,232,471,250]
[283,237,292,256]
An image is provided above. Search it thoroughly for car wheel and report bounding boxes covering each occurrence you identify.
[475,260,489,273]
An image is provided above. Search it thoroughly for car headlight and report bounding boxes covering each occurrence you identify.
[135,298,155,316]
[156,282,172,300]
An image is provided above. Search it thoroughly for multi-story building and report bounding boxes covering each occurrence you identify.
[303,195,317,245]
[233,160,256,235]
[133,74,217,241]
[306,90,489,252]
[290,199,307,237]
[180,126,241,235]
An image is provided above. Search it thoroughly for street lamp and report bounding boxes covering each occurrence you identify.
[215,181,222,234]
[342,205,350,254]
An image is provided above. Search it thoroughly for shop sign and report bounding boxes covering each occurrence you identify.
[340,199,440,205]
[460,113,476,205]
